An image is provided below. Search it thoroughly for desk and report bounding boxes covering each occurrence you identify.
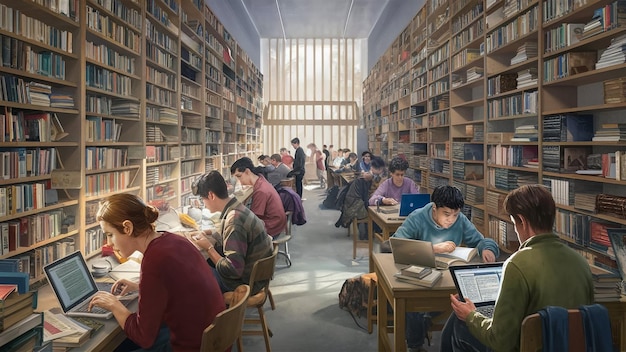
[37,283,138,351]
[368,206,404,272]
[374,253,455,351]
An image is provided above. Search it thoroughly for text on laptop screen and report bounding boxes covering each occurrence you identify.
[46,254,97,309]
[453,267,502,304]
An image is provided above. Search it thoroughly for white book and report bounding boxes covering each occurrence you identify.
[0,223,8,255]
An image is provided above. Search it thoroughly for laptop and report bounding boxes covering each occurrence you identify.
[607,228,626,282]
[389,237,437,268]
[449,262,504,318]
[44,251,136,319]
[399,193,431,217]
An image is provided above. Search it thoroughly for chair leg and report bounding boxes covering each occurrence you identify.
[259,307,272,352]
[367,278,377,334]
[352,219,357,259]
[236,336,243,352]
[268,289,276,310]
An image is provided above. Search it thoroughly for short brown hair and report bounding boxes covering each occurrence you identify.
[504,184,555,233]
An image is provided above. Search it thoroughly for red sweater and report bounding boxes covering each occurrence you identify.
[251,175,287,237]
[123,232,225,351]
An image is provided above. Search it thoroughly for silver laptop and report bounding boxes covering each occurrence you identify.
[389,237,437,268]
[449,262,504,318]
[44,251,136,319]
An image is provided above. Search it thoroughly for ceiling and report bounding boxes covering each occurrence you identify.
[240,0,391,39]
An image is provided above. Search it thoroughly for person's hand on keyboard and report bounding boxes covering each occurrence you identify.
[112,278,139,297]
[89,291,122,313]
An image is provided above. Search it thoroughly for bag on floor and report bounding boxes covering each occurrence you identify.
[322,185,340,209]
[338,273,376,318]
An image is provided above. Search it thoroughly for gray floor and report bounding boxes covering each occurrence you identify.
[239,185,442,352]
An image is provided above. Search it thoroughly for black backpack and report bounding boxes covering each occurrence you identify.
[322,186,340,209]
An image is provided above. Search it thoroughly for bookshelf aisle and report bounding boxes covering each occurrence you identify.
[363,0,626,268]
[0,0,263,283]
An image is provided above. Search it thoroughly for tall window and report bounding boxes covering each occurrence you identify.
[262,38,363,154]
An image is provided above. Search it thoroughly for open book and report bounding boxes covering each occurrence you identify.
[435,247,478,269]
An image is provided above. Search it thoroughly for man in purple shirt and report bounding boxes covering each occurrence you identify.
[369,156,420,206]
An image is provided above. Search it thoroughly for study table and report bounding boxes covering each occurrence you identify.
[373,253,456,351]
[367,206,404,272]
[37,279,138,351]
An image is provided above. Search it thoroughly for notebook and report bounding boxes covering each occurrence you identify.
[449,262,504,318]
[44,251,136,319]
[389,237,437,268]
[399,193,431,217]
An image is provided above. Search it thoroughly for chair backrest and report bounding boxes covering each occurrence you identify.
[249,246,279,297]
[200,284,250,352]
[520,306,615,352]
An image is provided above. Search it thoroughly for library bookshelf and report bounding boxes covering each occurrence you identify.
[0,0,263,285]
[363,0,626,269]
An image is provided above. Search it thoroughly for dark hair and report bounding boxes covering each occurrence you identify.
[193,171,228,199]
[431,186,464,210]
[348,152,357,159]
[323,145,327,148]
[291,137,300,144]
[389,157,409,173]
[258,155,267,161]
[370,156,385,169]
[231,157,266,177]
[97,193,158,237]
[270,154,281,162]
[504,184,555,232]
[361,151,372,157]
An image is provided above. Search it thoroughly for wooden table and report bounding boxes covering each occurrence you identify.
[373,253,456,351]
[37,283,138,351]
[368,206,404,272]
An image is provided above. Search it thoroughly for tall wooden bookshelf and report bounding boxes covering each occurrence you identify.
[0,0,263,284]
[363,0,626,269]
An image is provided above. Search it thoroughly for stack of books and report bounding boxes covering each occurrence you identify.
[589,265,622,302]
[516,68,538,88]
[596,34,626,69]
[394,268,442,288]
[510,42,537,65]
[466,67,484,82]
[592,123,626,141]
[511,124,538,142]
[0,288,36,333]
[604,77,626,103]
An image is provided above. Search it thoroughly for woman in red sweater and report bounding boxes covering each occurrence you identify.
[89,194,224,351]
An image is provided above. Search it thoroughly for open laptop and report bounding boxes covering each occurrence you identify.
[449,262,504,318]
[608,228,626,282]
[44,251,136,319]
[399,193,431,217]
[389,237,437,268]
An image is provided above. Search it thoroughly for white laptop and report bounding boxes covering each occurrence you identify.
[449,262,504,318]
[44,251,136,319]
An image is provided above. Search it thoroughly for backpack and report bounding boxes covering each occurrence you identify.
[338,273,376,319]
[322,185,340,209]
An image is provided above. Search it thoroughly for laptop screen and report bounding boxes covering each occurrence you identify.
[449,263,504,305]
[608,228,626,281]
[44,251,99,313]
[399,193,430,217]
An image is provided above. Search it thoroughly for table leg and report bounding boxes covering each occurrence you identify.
[368,217,374,273]
[395,298,406,351]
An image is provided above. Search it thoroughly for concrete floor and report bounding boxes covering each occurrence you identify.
[238,186,443,352]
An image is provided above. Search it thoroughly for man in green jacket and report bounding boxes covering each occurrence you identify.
[441,184,594,351]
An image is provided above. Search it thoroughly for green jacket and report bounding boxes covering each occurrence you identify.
[466,233,594,351]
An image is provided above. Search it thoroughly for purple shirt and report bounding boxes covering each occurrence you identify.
[368,177,420,205]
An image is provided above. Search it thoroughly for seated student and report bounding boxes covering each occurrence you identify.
[280,147,294,169]
[335,152,360,173]
[231,157,287,238]
[441,184,594,352]
[391,185,499,352]
[191,171,274,294]
[267,153,291,187]
[258,154,275,172]
[89,193,225,351]
[369,156,420,206]
[359,151,372,173]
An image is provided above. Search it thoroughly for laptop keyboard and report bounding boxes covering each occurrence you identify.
[476,305,494,318]
[71,283,135,315]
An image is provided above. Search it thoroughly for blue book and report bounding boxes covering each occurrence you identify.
[0,259,20,272]
[0,272,29,293]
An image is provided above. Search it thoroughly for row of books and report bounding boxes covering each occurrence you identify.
[487,144,538,167]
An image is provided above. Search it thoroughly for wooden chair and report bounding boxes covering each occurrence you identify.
[200,284,250,352]
[364,272,378,334]
[351,217,369,259]
[520,306,616,352]
[223,247,278,352]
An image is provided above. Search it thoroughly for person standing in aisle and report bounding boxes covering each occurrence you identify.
[280,147,294,169]
[89,193,224,351]
[290,137,306,198]
[315,148,326,188]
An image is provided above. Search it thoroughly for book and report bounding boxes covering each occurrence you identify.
[394,270,442,288]
[400,265,432,279]
[0,284,16,300]
[435,247,478,269]
[48,313,91,348]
